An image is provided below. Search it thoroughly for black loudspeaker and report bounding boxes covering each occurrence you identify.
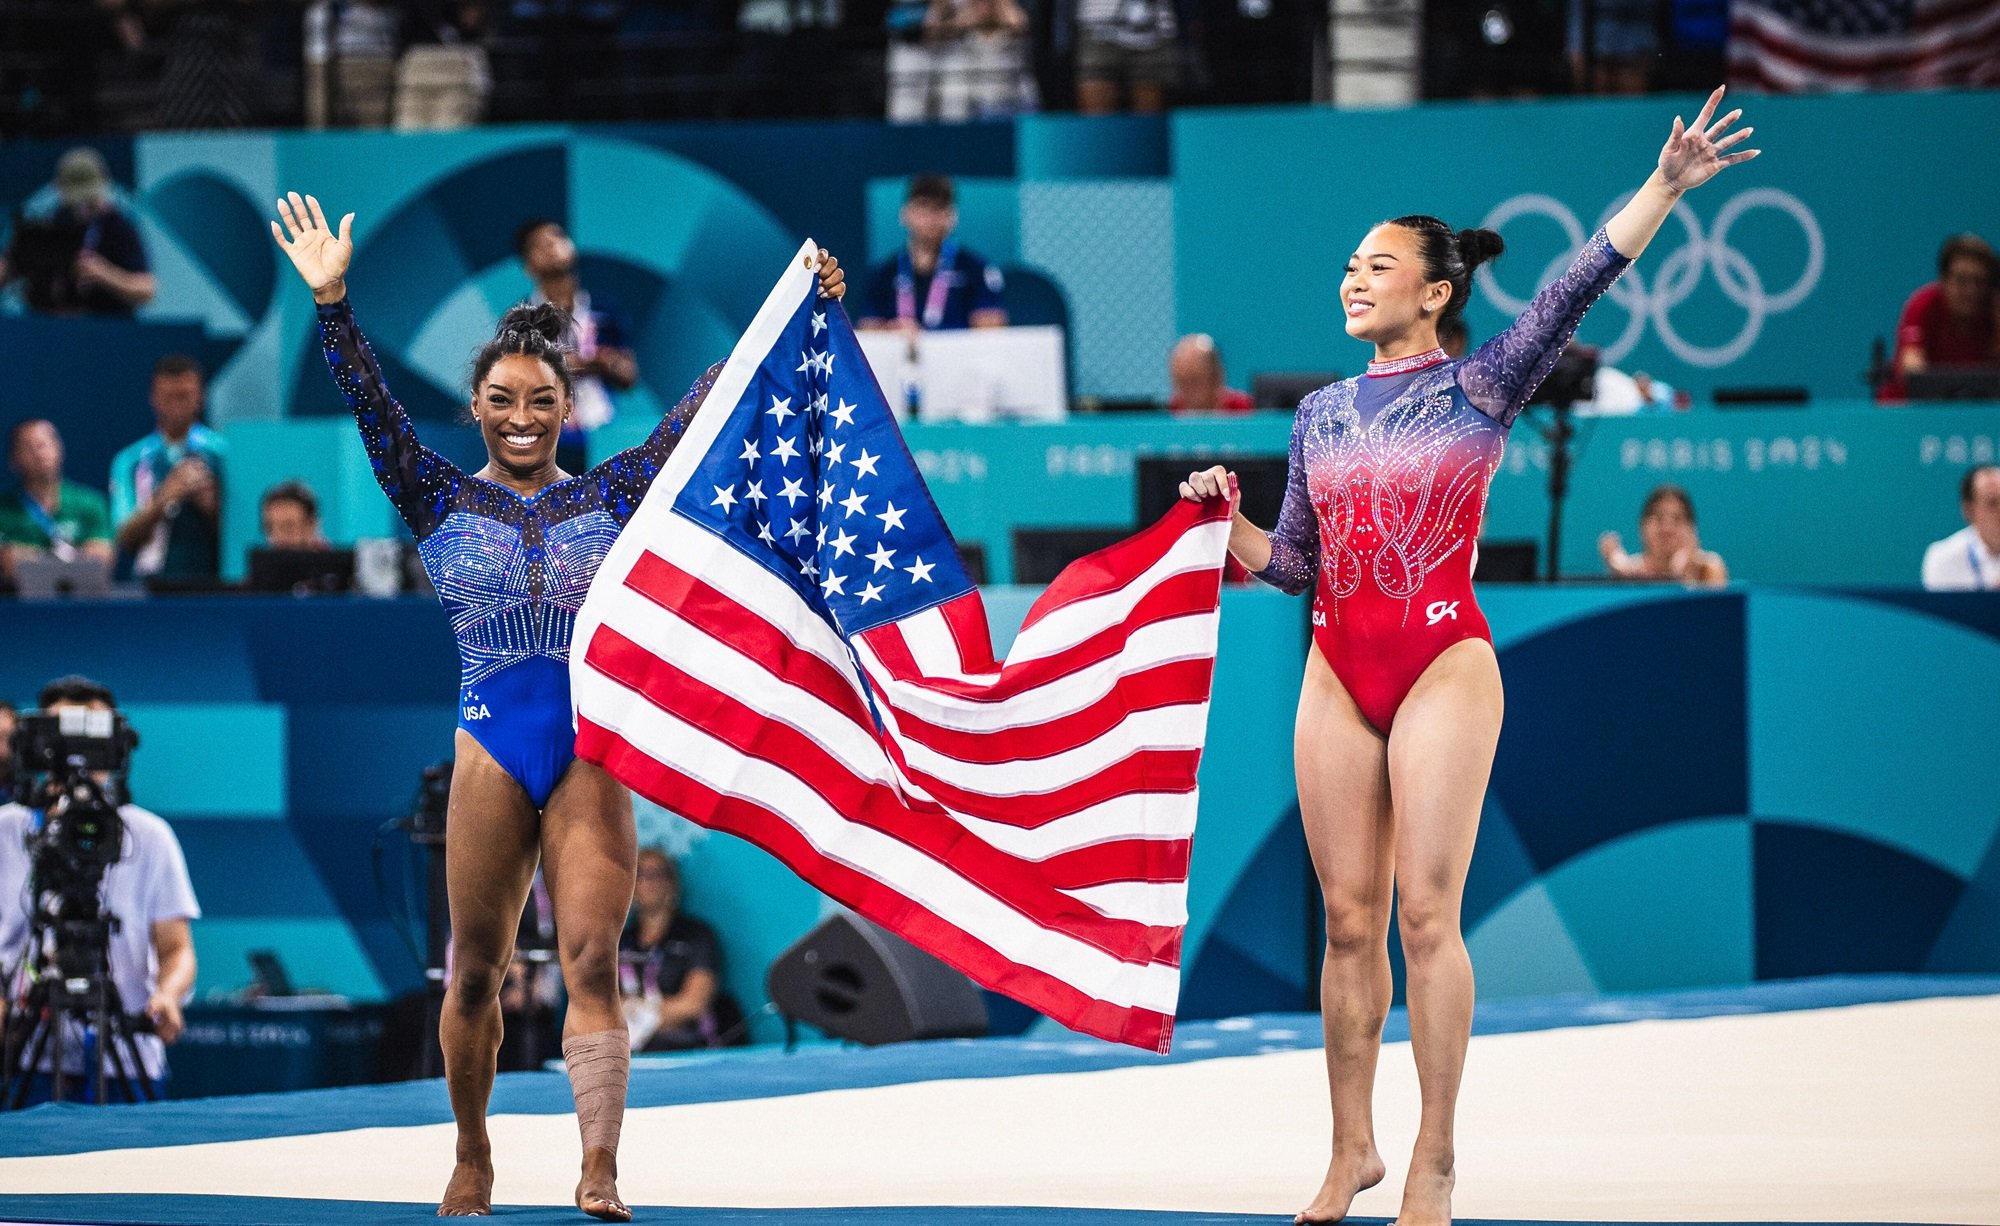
[765,914,989,1046]
[1010,526,1130,585]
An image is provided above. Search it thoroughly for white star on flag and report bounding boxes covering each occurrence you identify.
[773,436,800,465]
[857,581,884,604]
[778,476,807,506]
[866,543,896,572]
[766,395,795,425]
[829,528,858,558]
[877,501,907,532]
[739,439,760,463]
[904,556,935,583]
[811,311,826,336]
[785,517,809,543]
[851,449,880,478]
[710,484,738,512]
[840,489,868,518]
[820,571,846,596]
[745,479,767,506]
[831,399,857,427]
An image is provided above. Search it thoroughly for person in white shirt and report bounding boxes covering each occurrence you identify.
[0,676,199,1104]
[1921,464,2000,591]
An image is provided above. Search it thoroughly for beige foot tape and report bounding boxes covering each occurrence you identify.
[562,1029,630,1157]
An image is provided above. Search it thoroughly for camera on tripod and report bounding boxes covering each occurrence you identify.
[3,704,148,1108]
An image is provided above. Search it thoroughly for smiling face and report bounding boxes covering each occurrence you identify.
[472,353,570,477]
[1341,224,1453,348]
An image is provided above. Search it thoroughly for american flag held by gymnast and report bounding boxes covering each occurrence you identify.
[569,241,1231,1052]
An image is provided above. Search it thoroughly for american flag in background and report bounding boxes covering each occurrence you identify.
[570,243,1230,1052]
[1728,0,2000,91]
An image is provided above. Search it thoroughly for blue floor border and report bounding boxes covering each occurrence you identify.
[0,1198,1958,1226]
[1,974,1993,1164]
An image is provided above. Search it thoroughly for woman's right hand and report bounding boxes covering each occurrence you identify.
[269,191,354,303]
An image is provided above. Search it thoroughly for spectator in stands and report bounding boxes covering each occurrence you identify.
[0,700,13,805]
[858,175,1008,333]
[1882,234,2000,403]
[111,355,227,584]
[1598,484,1728,588]
[1921,464,2000,591]
[0,675,200,1104]
[259,480,329,551]
[1167,334,1253,416]
[1072,0,1179,114]
[304,0,403,128]
[0,420,116,582]
[886,0,1033,123]
[395,2,494,130]
[0,147,156,318]
[515,218,639,471]
[618,848,728,1052]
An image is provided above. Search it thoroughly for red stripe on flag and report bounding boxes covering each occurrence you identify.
[861,573,1220,701]
[1011,498,1232,643]
[584,625,1186,965]
[879,657,1215,765]
[577,717,1178,1053]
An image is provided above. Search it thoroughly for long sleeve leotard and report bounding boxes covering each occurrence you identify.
[317,297,719,806]
[1253,230,1630,733]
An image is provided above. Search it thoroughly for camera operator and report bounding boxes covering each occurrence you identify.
[0,676,199,1104]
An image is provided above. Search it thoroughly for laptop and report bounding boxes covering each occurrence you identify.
[248,547,356,595]
[12,554,112,600]
[1906,367,2000,401]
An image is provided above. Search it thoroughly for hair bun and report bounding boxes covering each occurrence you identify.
[495,302,571,347]
[1455,227,1505,269]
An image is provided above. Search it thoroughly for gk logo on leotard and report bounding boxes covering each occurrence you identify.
[1425,600,1459,626]
[1478,189,1823,368]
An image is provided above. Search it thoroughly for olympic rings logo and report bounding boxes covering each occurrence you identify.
[1476,188,1824,369]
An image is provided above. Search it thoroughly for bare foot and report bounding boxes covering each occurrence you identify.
[1393,1154,1455,1226]
[576,1145,631,1222]
[1295,1145,1386,1223]
[437,1150,494,1217]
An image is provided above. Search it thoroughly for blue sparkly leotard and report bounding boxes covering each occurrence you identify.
[1252,230,1629,733]
[317,298,720,807]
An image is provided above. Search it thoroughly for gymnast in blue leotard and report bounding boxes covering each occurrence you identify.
[271,192,847,1221]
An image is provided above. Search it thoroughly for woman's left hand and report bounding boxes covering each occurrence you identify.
[1659,86,1759,193]
[815,249,846,301]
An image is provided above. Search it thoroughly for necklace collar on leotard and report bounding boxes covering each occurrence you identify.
[1366,348,1449,378]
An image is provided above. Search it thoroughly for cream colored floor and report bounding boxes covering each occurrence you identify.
[4,995,1996,1222]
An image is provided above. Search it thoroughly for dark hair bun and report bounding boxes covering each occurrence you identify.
[1456,227,1505,269]
[495,302,570,347]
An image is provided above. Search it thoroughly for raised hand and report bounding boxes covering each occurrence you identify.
[1659,86,1759,193]
[269,191,354,301]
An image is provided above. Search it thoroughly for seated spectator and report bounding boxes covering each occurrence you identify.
[1,675,200,1104]
[1882,234,2000,403]
[619,848,731,1052]
[1598,484,1728,588]
[1167,334,1253,416]
[0,147,156,318]
[395,2,494,131]
[111,355,227,585]
[304,0,402,129]
[0,420,115,581]
[858,176,1008,333]
[516,217,639,470]
[1921,464,2000,591]
[887,0,1033,123]
[259,480,329,551]
[1072,0,1179,114]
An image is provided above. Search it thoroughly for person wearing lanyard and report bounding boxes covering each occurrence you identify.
[0,420,116,582]
[1922,464,2000,590]
[857,174,1009,335]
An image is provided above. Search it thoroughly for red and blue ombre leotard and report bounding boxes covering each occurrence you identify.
[317,298,719,807]
[1254,229,1630,733]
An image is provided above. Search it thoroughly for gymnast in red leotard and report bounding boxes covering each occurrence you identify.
[1182,87,1760,1226]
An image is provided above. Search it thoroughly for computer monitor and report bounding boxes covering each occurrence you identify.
[1135,455,1290,532]
[1251,372,1341,411]
[1010,528,1132,585]
[1472,540,1538,583]
[12,554,112,600]
[1906,367,2000,401]
[248,547,356,595]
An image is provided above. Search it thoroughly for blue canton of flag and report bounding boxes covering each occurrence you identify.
[669,286,974,636]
